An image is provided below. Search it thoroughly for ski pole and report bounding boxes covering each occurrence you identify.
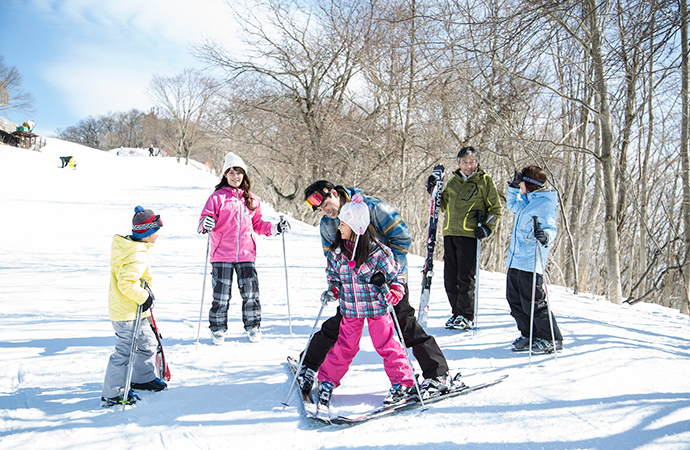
[282,296,329,407]
[536,242,558,362]
[473,211,483,336]
[389,301,427,410]
[280,215,293,336]
[195,234,211,346]
[122,303,144,410]
[528,216,539,367]
[371,273,426,410]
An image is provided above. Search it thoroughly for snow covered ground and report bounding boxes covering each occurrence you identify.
[1,138,689,450]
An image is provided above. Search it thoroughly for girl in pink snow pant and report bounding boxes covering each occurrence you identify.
[318,315,414,388]
[316,194,413,390]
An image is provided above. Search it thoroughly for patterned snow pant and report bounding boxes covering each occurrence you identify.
[102,319,157,398]
[209,261,261,332]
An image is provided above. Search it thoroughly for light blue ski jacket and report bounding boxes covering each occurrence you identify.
[505,187,558,274]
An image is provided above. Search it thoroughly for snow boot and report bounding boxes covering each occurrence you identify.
[297,365,315,396]
[444,315,458,329]
[511,335,530,352]
[420,371,452,398]
[247,327,261,343]
[531,338,555,354]
[448,316,472,330]
[383,384,414,405]
[101,391,140,407]
[211,329,226,345]
[131,377,167,392]
[317,381,334,407]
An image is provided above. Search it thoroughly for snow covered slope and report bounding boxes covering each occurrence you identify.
[0,139,689,450]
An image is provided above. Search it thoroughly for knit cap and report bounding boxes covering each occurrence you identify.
[339,194,369,236]
[132,206,162,239]
[339,195,370,269]
[222,152,248,174]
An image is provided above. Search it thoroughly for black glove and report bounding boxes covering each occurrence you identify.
[534,224,549,245]
[508,170,521,189]
[142,291,154,312]
[278,217,291,234]
[474,225,491,240]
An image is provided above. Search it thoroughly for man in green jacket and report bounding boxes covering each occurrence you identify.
[439,147,502,330]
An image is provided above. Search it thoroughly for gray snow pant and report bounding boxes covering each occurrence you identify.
[102,319,157,398]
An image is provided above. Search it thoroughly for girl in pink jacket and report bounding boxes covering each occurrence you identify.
[198,152,290,344]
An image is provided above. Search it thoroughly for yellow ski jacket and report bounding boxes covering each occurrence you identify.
[108,234,153,321]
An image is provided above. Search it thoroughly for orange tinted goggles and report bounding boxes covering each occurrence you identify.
[305,191,328,211]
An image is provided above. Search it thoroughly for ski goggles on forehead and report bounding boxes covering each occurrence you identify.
[305,191,329,211]
[516,172,544,187]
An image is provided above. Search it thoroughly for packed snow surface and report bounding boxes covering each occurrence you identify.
[1,139,689,450]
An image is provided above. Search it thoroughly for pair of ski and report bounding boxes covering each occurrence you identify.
[286,356,506,425]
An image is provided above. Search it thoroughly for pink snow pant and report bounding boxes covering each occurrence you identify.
[317,315,414,388]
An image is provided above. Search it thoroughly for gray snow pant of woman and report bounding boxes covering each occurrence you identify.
[209,262,261,332]
[102,319,157,398]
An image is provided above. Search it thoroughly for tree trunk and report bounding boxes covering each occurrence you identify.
[680,0,690,314]
[587,0,623,304]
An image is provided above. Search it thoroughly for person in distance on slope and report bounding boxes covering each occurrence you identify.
[315,195,415,407]
[197,152,290,344]
[505,165,563,353]
[431,146,502,331]
[101,206,167,407]
[298,181,451,399]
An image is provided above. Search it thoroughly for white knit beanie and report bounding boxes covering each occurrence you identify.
[338,194,370,236]
[222,152,248,174]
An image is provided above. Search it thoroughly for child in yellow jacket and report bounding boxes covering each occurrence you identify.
[101,206,167,407]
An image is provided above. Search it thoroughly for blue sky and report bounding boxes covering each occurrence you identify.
[1,0,244,136]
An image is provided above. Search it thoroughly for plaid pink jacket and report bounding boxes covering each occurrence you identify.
[326,242,403,318]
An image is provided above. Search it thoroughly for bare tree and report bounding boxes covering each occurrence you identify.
[0,56,35,117]
[147,69,219,164]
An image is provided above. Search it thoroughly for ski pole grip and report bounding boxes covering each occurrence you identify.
[532,216,539,233]
[477,210,483,226]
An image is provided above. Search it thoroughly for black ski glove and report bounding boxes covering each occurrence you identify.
[534,224,549,245]
[142,291,154,312]
[425,175,437,194]
[508,170,521,189]
[474,225,491,240]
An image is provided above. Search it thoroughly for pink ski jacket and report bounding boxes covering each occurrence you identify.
[199,187,272,263]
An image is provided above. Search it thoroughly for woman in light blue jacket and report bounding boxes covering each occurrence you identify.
[505,166,563,354]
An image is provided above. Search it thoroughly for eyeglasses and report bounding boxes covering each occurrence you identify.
[305,191,329,211]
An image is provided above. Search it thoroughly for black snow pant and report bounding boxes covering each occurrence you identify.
[506,268,563,341]
[301,284,449,380]
[443,235,477,321]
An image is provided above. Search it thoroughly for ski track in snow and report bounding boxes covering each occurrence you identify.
[0,138,689,450]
